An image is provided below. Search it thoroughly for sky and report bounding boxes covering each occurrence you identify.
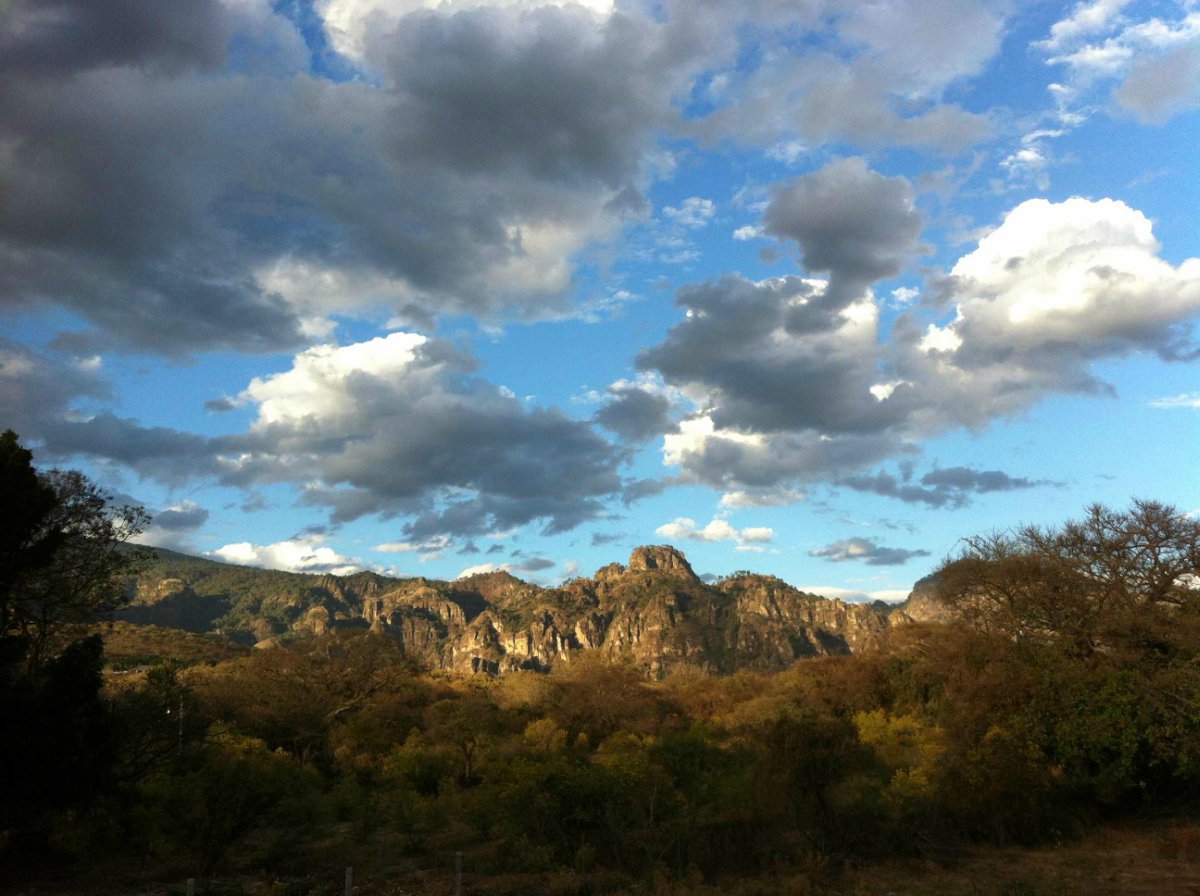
[2,0,1199,601]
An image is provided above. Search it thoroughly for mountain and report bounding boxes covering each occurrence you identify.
[121,545,897,675]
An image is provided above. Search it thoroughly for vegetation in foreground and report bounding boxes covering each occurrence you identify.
[2,429,1199,895]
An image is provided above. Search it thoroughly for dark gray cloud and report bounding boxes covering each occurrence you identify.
[591,531,626,547]
[0,337,108,427]
[0,1,1008,358]
[763,157,922,310]
[594,385,677,443]
[840,465,1051,508]
[0,4,687,353]
[0,0,230,78]
[2,331,627,541]
[510,555,555,573]
[667,426,905,492]
[810,537,930,566]
[41,413,217,484]
[920,466,1051,494]
[135,499,211,554]
[621,476,679,505]
[152,502,209,532]
[639,274,906,435]
[215,333,626,539]
[0,338,216,482]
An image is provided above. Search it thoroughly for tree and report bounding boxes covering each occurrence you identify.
[0,430,149,672]
[933,500,1200,656]
[0,431,149,854]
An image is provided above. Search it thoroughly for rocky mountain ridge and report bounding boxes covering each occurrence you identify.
[124,545,910,675]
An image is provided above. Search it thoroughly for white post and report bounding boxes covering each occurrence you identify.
[185,879,195,896]
[344,865,353,896]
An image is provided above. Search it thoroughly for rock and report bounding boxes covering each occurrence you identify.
[128,543,900,677]
[893,574,953,625]
[627,545,699,580]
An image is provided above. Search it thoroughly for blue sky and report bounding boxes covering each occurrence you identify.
[2,0,1199,600]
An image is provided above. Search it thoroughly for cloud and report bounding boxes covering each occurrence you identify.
[639,275,897,435]
[0,338,109,431]
[0,0,1013,360]
[152,501,210,532]
[903,198,1200,429]
[802,585,912,604]
[661,414,903,493]
[644,195,1200,497]
[1115,39,1200,123]
[510,555,556,573]
[1151,392,1200,409]
[372,536,452,560]
[809,537,930,566]
[1040,1,1200,125]
[655,517,774,546]
[840,466,1051,508]
[133,499,210,554]
[763,157,923,311]
[218,332,625,538]
[0,2,692,352]
[593,380,678,443]
[1040,0,1133,53]
[457,562,507,580]
[0,0,231,78]
[663,197,716,228]
[212,535,363,575]
[685,0,1001,153]
[315,0,617,64]
[838,0,1006,96]
[718,488,806,509]
[455,553,558,579]
[0,338,215,482]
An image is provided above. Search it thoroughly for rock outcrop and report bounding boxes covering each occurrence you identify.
[125,545,897,677]
[891,574,954,625]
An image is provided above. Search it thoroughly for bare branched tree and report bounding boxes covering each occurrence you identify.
[934,500,1200,656]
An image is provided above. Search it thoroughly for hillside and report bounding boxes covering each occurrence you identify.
[120,544,895,674]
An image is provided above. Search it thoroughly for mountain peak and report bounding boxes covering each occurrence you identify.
[628,545,697,580]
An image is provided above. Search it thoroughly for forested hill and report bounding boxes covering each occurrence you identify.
[121,544,897,674]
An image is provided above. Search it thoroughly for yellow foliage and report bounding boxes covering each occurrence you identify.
[853,709,945,801]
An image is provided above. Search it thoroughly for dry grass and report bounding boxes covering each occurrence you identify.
[829,821,1200,896]
[8,821,1200,896]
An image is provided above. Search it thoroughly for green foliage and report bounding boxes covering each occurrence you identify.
[135,726,323,873]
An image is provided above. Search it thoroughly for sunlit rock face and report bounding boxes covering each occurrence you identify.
[627,545,699,579]
[890,574,954,625]
[127,546,895,677]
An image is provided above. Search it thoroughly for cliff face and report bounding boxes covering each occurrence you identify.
[359,545,889,675]
[127,545,894,676]
[891,573,954,625]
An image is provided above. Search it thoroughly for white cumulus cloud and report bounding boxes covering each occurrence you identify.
[656,517,774,546]
[212,536,363,575]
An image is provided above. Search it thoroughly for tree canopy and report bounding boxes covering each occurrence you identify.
[933,499,1200,656]
[0,430,149,671]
